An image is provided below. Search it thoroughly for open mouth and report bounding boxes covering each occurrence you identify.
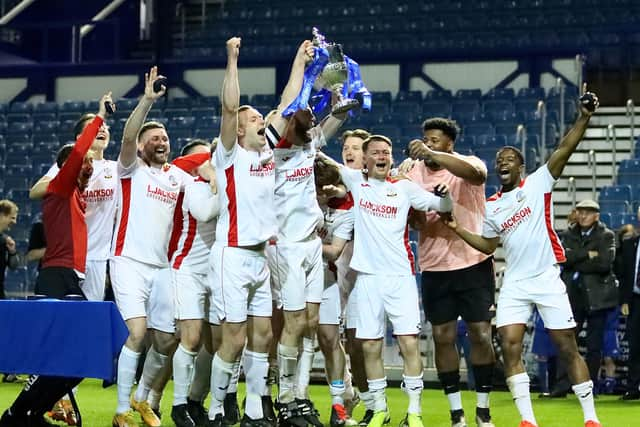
[375,162,387,169]
[155,148,167,155]
[499,168,510,180]
[96,133,107,140]
[257,128,266,136]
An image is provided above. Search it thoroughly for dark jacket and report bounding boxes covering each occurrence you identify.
[0,233,20,299]
[619,235,640,305]
[560,221,618,312]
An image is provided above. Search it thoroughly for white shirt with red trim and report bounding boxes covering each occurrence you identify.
[214,142,276,247]
[318,194,354,288]
[340,168,452,276]
[46,159,118,261]
[482,164,565,282]
[111,159,190,266]
[171,178,219,274]
[269,126,325,242]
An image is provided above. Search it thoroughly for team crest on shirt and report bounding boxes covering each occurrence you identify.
[162,163,171,172]
[516,190,526,202]
[168,175,179,187]
[386,190,398,197]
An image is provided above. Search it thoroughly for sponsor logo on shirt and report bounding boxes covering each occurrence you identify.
[249,161,275,177]
[500,205,532,234]
[83,188,115,203]
[516,190,526,202]
[359,199,398,218]
[285,166,314,181]
[146,185,179,204]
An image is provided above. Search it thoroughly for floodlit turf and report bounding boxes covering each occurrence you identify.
[0,379,638,426]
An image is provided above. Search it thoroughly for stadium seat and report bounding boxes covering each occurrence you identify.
[60,100,86,113]
[598,200,630,215]
[424,90,453,100]
[608,213,637,230]
[455,89,482,100]
[485,88,515,100]
[599,185,632,203]
[485,185,498,198]
[475,134,507,150]
[395,90,422,103]
[421,101,452,118]
[465,123,495,137]
[9,102,33,114]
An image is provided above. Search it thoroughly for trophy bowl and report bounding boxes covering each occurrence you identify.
[312,28,360,115]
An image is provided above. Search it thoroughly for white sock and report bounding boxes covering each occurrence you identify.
[189,347,213,402]
[173,344,198,406]
[134,347,168,403]
[360,390,375,411]
[477,392,490,409]
[402,374,423,415]
[228,357,242,394]
[278,343,298,403]
[147,389,162,410]
[506,372,536,424]
[343,367,355,401]
[367,378,388,412]
[244,350,269,419]
[330,380,346,405]
[295,337,315,400]
[116,346,141,414]
[572,380,599,423]
[209,353,235,419]
[447,391,463,411]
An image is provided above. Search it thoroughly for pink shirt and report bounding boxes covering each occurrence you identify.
[407,156,490,272]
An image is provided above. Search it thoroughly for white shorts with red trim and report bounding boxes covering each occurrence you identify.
[266,237,323,311]
[497,264,576,330]
[319,282,341,326]
[354,273,422,340]
[148,266,175,333]
[208,243,272,323]
[172,268,210,321]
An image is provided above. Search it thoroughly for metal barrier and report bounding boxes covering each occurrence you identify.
[588,149,597,199]
[606,124,617,183]
[517,124,527,167]
[556,77,565,138]
[568,176,576,208]
[536,100,546,161]
[627,99,635,158]
[576,54,585,95]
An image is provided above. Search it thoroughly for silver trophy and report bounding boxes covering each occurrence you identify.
[312,27,360,114]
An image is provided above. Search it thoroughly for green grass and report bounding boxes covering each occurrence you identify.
[0,379,638,426]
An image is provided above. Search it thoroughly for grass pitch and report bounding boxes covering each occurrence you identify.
[0,379,638,426]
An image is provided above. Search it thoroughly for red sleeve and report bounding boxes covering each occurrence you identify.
[48,116,103,197]
[171,152,211,173]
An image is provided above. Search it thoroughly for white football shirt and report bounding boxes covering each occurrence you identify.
[340,168,452,275]
[171,178,219,274]
[112,158,190,266]
[214,142,276,247]
[46,159,118,261]
[482,164,565,282]
[318,194,354,288]
[268,126,325,242]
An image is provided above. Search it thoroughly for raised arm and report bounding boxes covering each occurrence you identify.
[269,41,315,136]
[220,37,241,152]
[442,214,500,255]
[29,176,52,200]
[409,140,487,185]
[120,66,166,167]
[546,84,599,179]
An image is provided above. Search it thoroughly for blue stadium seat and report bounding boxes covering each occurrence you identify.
[4,177,30,191]
[465,123,495,137]
[194,128,219,139]
[485,185,498,198]
[165,108,190,118]
[424,90,453,100]
[117,98,139,111]
[60,100,86,113]
[6,122,33,135]
[33,120,59,135]
[617,172,640,187]
[599,185,632,202]
[251,94,277,106]
[371,91,392,106]
[483,100,514,116]
[421,101,452,118]
[7,113,32,123]
[370,125,401,142]
[32,113,57,122]
[392,101,421,115]
[619,158,640,173]
[608,213,636,230]
[9,102,32,114]
[485,88,515,100]
[395,90,422,103]
[166,97,194,109]
[476,134,507,150]
[516,87,545,100]
[456,135,475,154]
[455,89,482,100]
[599,212,613,229]
[598,200,630,215]
[452,100,480,115]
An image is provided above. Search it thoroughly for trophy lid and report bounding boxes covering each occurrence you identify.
[312,27,327,48]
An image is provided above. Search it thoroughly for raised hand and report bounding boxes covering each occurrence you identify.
[433,182,449,198]
[5,236,16,253]
[226,37,241,59]
[144,66,167,100]
[97,91,114,119]
[298,40,315,63]
[578,82,599,116]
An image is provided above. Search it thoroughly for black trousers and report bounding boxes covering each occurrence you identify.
[7,267,85,420]
[627,294,640,388]
[553,308,607,392]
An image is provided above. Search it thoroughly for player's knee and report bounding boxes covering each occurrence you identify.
[283,310,306,335]
[468,325,493,348]
[361,339,382,357]
[432,323,457,345]
[318,328,338,353]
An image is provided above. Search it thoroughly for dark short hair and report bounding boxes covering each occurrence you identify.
[421,117,459,142]
[0,200,18,216]
[497,145,525,166]
[180,138,211,156]
[56,143,75,168]
[340,129,371,144]
[362,134,392,153]
[137,121,166,143]
[73,113,96,139]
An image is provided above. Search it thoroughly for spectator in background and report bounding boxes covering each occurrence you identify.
[26,213,46,268]
[552,199,618,396]
[619,208,640,400]
[0,199,20,384]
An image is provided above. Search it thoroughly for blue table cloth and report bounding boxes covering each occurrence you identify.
[0,300,128,381]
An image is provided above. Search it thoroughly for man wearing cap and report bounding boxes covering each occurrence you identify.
[551,199,618,396]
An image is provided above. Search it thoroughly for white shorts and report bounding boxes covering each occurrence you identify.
[497,265,577,330]
[319,283,341,326]
[110,256,158,321]
[355,273,422,339]
[173,268,210,321]
[81,259,107,301]
[345,283,359,330]
[266,237,324,311]
[209,244,272,323]
[147,267,176,333]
